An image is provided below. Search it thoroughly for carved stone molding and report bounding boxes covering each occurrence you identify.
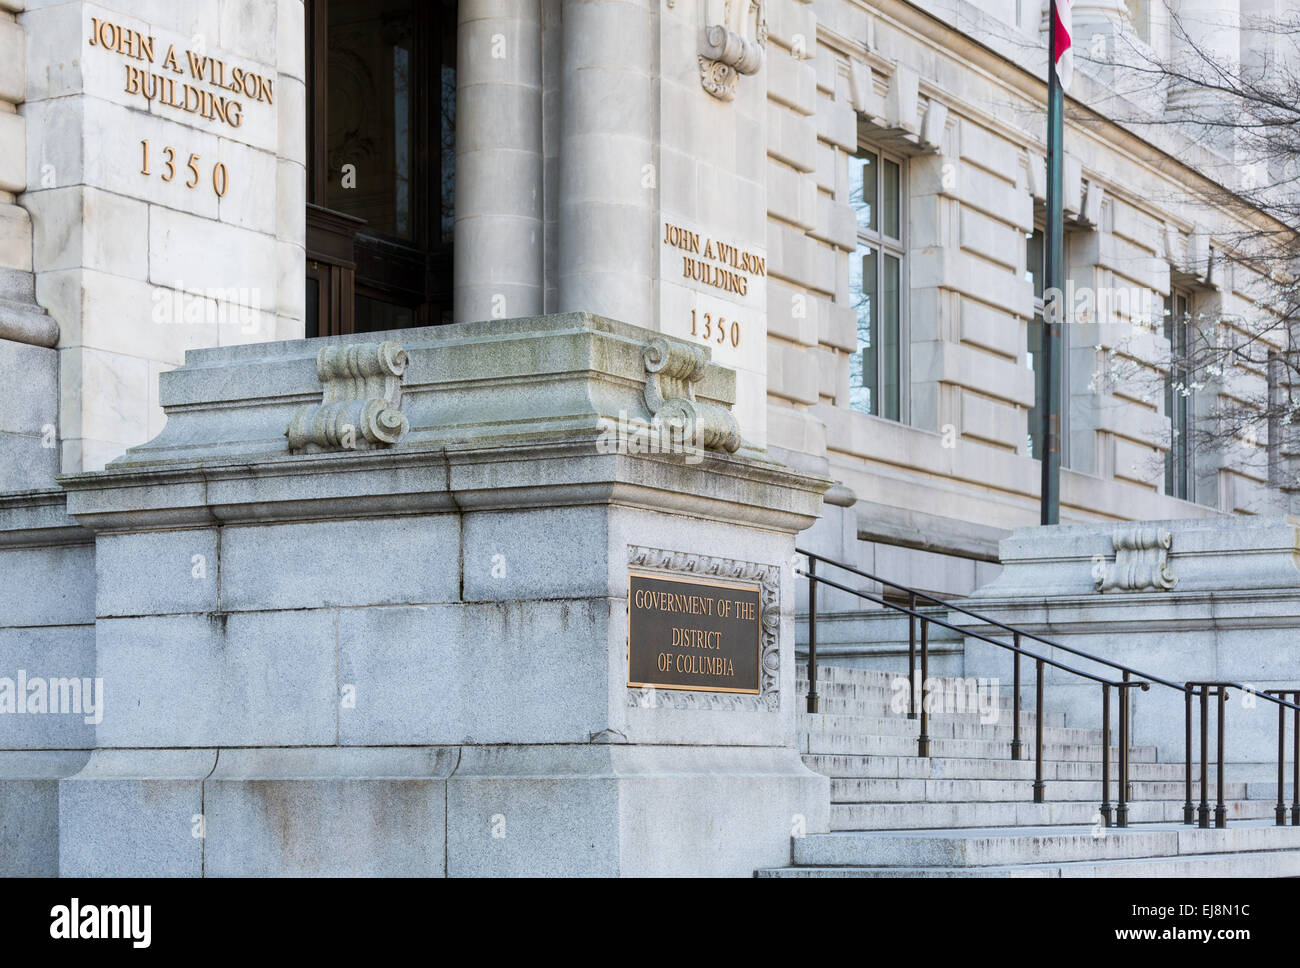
[1095,526,1177,592]
[848,61,947,155]
[625,545,781,711]
[286,341,411,453]
[642,337,741,454]
[698,0,767,101]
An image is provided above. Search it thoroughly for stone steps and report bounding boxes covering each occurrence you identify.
[799,711,1108,746]
[802,753,1190,782]
[803,730,1158,762]
[757,822,1300,878]
[756,821,1300,877]
[759,850,1300,877]
[827,797,1277,831]
[764,661,1291,876]
[797,693,1070,728]
[829,776,1247,804]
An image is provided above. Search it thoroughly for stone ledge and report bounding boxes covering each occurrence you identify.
[53,312,831,533]
[971,515,1298,599]
[0,487,92,547]
[58,439,829,534]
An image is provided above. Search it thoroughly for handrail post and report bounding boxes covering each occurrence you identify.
[1215,686,1227,829]
[1033,658,1045,803]
[1278,694,1288,827]
[907,592,917,720]
[917,618,931,757]
[805,557,818,714]
[1011,636,1022,760]
[1100,683,1112,827]
[1183,685,1195,825]
[1292,691,1299,826]
[1198,685,1210,828]
[1117,678,1130,828]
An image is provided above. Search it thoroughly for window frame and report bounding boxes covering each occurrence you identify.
[1024,225,1074,467]
[1163,286,1195,500]
[847,141,909,424]
[1025,226,1046,459]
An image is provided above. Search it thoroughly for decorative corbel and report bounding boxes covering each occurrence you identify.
[286,341,411,453]
[919,100,948,153]
[1027,151,1048,205]
[1080,180,1105,228]
[848,59,883,121]
[642,337,741,454]
[1095,526,1177,592]
[699,0,768,102]
[1064,155,1083,216]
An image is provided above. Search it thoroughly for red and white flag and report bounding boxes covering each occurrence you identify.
[1053,0,1074,90]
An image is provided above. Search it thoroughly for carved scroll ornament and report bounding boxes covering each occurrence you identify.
[286,341,410,453]
[642,336,741,454]
[699,0,767,101]
[1095,526,1177,592]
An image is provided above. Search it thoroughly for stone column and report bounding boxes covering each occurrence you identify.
[1168,0,1241,84]
[1239,0,1283,84]
[1167,0,1242,157]
[555,0,654,329]
[454,0,544,322]
[0,1,58,496]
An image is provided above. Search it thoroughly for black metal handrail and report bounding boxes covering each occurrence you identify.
[1265,689,1300,827]
[799,563,1149,825]
[797,548,1300,829]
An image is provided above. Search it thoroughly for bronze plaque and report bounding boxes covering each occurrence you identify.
[627,571,762,694]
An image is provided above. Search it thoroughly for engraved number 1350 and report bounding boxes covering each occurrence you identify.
[691,310,741,349]
[141,140,229,198]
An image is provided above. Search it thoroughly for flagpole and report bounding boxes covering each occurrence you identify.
[1041,0,1064,525]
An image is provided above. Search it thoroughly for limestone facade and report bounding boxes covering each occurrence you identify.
[0,0,1290,603]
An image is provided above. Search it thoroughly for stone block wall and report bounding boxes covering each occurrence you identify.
[0,492,96,876]
[19,0,306,474]
[34,314,831,876]
[769,0,1291,596]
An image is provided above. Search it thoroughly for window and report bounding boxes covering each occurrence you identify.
[1164,289,1193,499]
[304,0,457,337]
[1267,351,1284,487]
[848,145,905,420]
[1124,0,1151,44]
[1025,228,1047,458]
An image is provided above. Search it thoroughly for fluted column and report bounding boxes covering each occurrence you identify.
[454,0,545,322]
[556,0,655,329]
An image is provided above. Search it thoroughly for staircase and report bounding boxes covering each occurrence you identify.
[755,665,1300,877]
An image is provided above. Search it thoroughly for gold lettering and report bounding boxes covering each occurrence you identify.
[97,19,259,131]
[186,49,209,81]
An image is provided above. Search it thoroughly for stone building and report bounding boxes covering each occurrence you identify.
[1,0,1298,876]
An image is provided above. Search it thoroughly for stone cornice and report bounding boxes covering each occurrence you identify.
[826,0,1290,239]
[59,432,829,535]
[0,487,92,547]
[951,588,1300,633]
[967,516,1300,599]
